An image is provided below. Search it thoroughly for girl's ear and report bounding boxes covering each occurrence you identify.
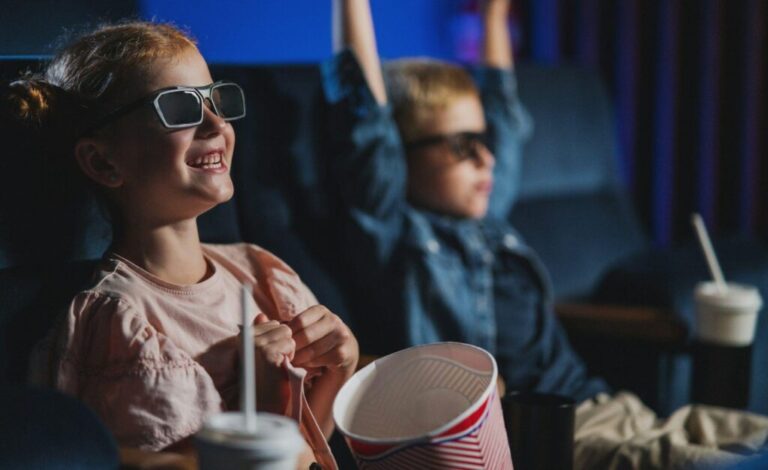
[74,138,124,188]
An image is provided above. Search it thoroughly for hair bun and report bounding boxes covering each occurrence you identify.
[2,77,61,127]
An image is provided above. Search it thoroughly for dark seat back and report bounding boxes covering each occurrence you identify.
[0,385,119,468]
[0,261,98,384]
[511,66,648,299]
[0,59,111,270]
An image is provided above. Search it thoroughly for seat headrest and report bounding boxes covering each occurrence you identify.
[516,64,619,200]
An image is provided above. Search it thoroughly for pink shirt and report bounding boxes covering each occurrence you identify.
[51,243,334,465]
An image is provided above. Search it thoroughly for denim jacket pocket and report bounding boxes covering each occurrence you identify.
[414,245,474,343]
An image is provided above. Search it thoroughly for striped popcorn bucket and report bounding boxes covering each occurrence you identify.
[333,342,513,469]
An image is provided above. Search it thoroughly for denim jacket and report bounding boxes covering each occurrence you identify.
[322,50,608,402]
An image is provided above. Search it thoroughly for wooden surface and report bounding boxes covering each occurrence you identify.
[119,447,196,470]
[555,301,687,345]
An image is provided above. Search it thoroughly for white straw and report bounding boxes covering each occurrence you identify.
[691,213,727,295]
[241,283,257,432]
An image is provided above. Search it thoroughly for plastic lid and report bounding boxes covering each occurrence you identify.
[694,282,763,310]
[196,412,305,454]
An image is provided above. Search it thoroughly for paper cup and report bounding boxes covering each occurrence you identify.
[694,282,762,346]
[195,412,306,470]
[333,342,513,469]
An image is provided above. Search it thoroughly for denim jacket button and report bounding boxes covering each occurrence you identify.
[503,234,519,249]
[426,239,440,254]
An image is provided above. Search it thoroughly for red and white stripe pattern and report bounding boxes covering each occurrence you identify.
[349,389,513,470]
[347,355,492,439]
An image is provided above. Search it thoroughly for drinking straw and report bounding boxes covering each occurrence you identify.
[691,213,727,295]
[241,283,257,432]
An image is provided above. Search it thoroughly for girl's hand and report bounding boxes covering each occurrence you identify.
[289,305,359,439]
[288,305,359,377]
[245,313,296,413]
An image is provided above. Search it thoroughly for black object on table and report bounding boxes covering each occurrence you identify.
[502,391,575,470]
[692,341,752,409]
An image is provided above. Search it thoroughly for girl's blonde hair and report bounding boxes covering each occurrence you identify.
[6,21,197,136]
[45,21,198,129]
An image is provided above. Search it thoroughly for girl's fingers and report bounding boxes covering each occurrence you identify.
[292,330,338,366]
[300,341,357,370]
[251,319,282,336]
[253,320,289,340]
[254,324,295,359]
[287,305,328,334]
[291,312,338,350]
[263,336,296,364]
[251,305,355,368]
[293,322,354,366]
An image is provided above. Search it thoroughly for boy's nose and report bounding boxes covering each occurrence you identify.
[473,143,495,169]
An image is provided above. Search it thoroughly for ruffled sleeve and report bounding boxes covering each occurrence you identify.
[55,291,224,450]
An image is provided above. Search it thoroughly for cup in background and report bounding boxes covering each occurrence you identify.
[502,391,575,470]
[694,282,762,346]
[195,411,305,470]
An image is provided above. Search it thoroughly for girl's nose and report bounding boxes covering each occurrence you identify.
[196,103,226,137]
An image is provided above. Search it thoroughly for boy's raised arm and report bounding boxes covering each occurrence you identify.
[482,0,514,69]
[476,0,533,220]
[333,0,387,104]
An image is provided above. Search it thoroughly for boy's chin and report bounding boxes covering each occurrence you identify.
[457,200,489,219]
[407,194,488,219]
[426,205,488,220]
[464,208,488,220]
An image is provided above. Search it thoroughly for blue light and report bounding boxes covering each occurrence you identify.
[140,0,460,64]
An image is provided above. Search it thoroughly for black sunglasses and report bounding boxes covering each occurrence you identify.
[89,81,246,133]
[405,131,490,162]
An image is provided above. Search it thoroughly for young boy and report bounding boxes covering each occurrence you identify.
[323,0,768,468]
[323,0,606,403]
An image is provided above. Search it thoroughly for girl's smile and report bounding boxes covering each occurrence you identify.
[186,148,227,173]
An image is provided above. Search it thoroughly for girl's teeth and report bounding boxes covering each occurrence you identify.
[189,153,222,168]
[200,161,222,169]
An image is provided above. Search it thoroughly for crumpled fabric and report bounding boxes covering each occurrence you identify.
[574,392,768,470]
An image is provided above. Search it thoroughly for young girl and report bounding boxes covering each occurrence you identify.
[6,21,357,468]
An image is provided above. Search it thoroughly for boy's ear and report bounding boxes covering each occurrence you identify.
[74,138,124,188]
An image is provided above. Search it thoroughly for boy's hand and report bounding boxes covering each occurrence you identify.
[481,0,513,68]
[482,0,511,13]
[288,305,359,377]
[333,0,387,104]
[245,313,296,413]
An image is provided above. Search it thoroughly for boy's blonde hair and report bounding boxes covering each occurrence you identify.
[384,58,479,142]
